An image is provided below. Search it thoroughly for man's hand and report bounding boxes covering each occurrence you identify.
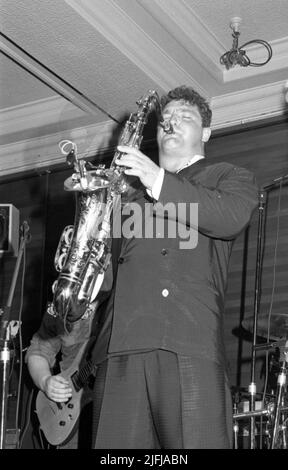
[116,145,161,190]
[41,374,73,403]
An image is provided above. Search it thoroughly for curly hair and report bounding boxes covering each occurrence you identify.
[160,85,212,127]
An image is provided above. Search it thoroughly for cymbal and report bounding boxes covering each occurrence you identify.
[242,313,288,340]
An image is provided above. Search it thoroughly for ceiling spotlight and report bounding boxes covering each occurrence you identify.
[220,17,273,70]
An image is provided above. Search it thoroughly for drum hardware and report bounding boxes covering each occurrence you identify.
[269,341,288,449]
[234,175,288,449]
[245,176,288,448]
[232,339,288,448]
[233,399,288,449]
[233,403,239,449]
[234,408,270,420]
[231,385,274,401]
[253,339,287,351]
[241,308,288,448]
[239,312,288,447]
[232,355,288,449]
[232,389,242,448]
[233,404,288,420]
[232,400,271,449]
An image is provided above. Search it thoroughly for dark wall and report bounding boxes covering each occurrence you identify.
[207,116,288,391]
[0,173,48,344]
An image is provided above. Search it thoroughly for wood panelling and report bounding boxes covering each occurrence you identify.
[207,116,288,391]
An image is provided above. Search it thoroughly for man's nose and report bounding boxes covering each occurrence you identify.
[170,112,181,126]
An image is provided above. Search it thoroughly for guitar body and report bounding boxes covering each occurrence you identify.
[35,342,92,446]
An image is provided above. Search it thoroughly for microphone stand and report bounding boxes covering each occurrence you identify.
[0,221,30,449]
[249,190,266,449]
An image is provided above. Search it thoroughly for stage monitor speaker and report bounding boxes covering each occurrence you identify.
[0,204,19,257]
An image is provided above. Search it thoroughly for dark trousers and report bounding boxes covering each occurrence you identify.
[92,349,233,449]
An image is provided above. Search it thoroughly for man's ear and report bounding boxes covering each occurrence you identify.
[202,127,211,143]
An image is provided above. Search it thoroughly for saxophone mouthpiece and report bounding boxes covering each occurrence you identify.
[159,118,174,134]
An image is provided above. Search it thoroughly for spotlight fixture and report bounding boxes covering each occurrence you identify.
[220,17,273,70]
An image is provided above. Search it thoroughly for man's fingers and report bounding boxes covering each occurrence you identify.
[46,376,72,392]
[115,156,142,170]
[117,145,139,155]
[117,146,147,162]
[124,168,142,177]
[46,380,73,402]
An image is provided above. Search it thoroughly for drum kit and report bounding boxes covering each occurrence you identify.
[233,312,288,449]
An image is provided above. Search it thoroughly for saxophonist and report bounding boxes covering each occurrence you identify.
[89,85,258,449]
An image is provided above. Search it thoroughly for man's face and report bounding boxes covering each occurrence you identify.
[157,99,204,159]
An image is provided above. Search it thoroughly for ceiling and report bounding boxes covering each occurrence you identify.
[0,0,288,177]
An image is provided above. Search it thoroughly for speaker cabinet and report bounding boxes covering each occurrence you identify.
[0,204,19,257]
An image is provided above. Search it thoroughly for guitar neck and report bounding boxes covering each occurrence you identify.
[71,360,96,392]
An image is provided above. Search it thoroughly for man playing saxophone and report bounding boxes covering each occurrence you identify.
[88,85,259,449]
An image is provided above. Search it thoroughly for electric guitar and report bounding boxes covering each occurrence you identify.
[35,341,95,446]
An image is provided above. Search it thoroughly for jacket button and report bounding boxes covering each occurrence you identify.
[161,248,168,256]
[162,289,169,297]
[118,257,124,264]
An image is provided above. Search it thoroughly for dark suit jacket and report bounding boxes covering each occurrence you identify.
[102,159,258,365]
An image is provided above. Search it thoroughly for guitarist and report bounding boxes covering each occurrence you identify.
[25,278,113,449]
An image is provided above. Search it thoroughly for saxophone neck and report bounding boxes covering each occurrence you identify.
[110,90,162,167]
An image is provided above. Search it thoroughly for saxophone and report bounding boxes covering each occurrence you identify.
[52,90,170,327]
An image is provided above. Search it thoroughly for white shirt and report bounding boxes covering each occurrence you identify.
[147,154,205,201]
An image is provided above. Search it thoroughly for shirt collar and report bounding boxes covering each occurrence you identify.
[176,154,205,174]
